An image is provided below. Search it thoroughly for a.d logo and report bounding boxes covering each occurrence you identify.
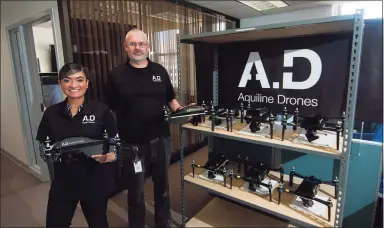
[82,115,95,124]
[152,75,162,82]
[238,49,322,90]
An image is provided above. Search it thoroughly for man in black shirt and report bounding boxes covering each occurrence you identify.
[106,29,186,228]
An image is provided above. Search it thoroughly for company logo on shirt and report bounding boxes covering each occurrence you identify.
[152,75,162,82]
[82,115,95,124]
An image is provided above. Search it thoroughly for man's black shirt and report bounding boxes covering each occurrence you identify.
[36,98,118,199]
[106,59,176,144]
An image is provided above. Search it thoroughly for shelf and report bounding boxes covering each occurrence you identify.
[182,121,342,160]
[186,197,295,227]
[184,168,337,227]
[180,15,354,44]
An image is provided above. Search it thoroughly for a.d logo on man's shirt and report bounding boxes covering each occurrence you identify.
[152,75,162,82]
[82,115,95,124]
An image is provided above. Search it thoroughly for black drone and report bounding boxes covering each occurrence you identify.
[163,104,207,125]
[277,167,339,222]
[40,132,122,180]
[165,101,231,132]
[195,101,277,135]
[225,102,275,138]
[200,101,234,132]
[280,107,345,150]
[191,153,230,187]
[229,161,284,202]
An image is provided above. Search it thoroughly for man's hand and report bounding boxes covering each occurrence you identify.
[92,152,116,163]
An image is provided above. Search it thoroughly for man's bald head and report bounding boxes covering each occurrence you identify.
[125,28,148,44]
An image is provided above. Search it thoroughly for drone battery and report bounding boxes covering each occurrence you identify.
[296,180,319,199]
[247,163,268,180]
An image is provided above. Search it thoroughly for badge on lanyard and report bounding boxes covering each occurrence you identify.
[133,159,143,173]
[132,146,143,174]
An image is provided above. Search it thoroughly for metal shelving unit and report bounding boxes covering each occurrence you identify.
[176,9,365,228]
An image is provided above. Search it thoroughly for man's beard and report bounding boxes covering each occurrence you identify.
[129,52,147,62]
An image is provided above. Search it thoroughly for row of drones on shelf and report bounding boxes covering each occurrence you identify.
[191,153,339,222]
[165,101,346,150]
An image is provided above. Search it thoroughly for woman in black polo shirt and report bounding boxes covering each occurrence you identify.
[36,63,118,228]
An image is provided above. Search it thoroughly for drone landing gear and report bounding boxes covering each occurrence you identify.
[278,182,333,222]
[276,167,339,222]
[281,107,300,141]
[229,162,284,202]
[289,167,339,199]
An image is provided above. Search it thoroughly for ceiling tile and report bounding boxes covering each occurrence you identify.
[259,6,297,15]
[188,0,243,10]
[285,1,317,6]
[217,6,264,18]
[186,0,343,20]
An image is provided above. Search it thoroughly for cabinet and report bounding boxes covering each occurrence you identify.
[176,10,368,228]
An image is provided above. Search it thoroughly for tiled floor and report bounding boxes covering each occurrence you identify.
[0,147,212,227]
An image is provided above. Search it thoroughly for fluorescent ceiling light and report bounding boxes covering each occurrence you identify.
[238,1,288,11]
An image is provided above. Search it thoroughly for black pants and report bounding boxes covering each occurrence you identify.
[121,137,172,228]
[46,183,109,228]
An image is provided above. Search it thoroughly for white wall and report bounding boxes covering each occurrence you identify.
[33,26,55,73]
[240,5,340,28]
[0,1,61,165]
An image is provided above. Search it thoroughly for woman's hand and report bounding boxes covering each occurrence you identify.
[91,152,116,163]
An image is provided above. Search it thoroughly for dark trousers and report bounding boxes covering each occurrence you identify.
[46,182,109,228]
[121,137,172,228]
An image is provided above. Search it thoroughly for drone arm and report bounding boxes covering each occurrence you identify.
[215,159,229,170]
[289,168,305,187]
[268,113,275,139]
[281,113,288,141]
[293,108,300,130]
[108,134,123,178]
[240,103,244,123]
[268,165,284,183]
[322,126,337,131]
[294,172,305,179]
[323,124,342,150]
[211,105,216,131]
[39,137,56,181]
[256,180,273,202]
[312,196,333,222]
[191,160,203,178]
[320,177,339,198]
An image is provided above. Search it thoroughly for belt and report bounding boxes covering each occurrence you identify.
[121,137,164,161]
[121,137,161,147]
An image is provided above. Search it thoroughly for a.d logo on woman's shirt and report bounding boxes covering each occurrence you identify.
[82,115,95,124]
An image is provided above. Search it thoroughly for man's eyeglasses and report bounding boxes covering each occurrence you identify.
[127,42,148,48]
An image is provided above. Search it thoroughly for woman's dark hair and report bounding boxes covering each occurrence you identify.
[58,63,90,81]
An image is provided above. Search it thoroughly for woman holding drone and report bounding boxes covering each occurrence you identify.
[36,63,118,228]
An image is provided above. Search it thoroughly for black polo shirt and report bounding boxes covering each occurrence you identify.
[106,59,176,144]
[36,98,118,199]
